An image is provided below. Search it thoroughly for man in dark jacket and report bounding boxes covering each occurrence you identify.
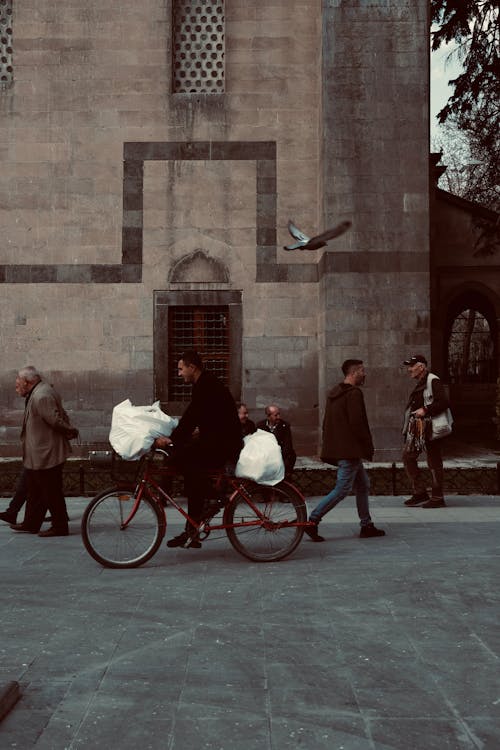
[155,350,242,549]
[305,359,385,542]
[237,402,256,438]
[401,354,450,508]
[257,405,296,477]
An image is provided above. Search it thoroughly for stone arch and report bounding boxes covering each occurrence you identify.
[169,249,230,284]
[437,282,500,439]
[441,282,499,383]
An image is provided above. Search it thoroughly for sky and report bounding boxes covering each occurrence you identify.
[430,38,463,143]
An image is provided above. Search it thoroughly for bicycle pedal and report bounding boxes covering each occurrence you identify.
[183,537,202,549]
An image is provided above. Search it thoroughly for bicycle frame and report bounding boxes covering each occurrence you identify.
[82,449,311,566]
[119,451,309,535]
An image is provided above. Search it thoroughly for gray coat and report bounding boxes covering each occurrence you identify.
[21,381,76,470]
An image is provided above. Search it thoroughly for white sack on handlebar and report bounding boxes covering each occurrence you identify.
[109,399,178,460]
[235,429,285,486]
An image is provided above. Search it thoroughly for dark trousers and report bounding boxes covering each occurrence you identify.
[402,439,444,499]
[7,467,29,517]
[24,464,69,533]
[173,442,224,524]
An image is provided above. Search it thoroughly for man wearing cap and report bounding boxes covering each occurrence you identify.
[402,354,450,508]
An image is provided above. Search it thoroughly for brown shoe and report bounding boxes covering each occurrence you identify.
[404,493,429,506]
[421,498,446,509]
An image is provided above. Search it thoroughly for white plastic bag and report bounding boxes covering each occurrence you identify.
[109,399,178,460]
[235,429,285,486]
[430,408,453,441]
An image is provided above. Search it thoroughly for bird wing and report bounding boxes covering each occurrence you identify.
[287,220,310,244]
[309,221,352,244]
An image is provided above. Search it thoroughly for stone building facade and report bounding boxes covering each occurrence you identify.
[0,0,431,460]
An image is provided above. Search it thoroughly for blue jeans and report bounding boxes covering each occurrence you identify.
[309,459,372,527]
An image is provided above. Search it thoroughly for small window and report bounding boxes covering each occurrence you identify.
[447,308,495,383]
[168,305,230,400]
[172,1,225,94]
[0,0,13,87]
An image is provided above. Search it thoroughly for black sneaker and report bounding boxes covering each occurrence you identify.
[166,531,190,548]
[359,524,385,538]
[304,522,325,542]
[421,498,446,508]
[404,493,429,507]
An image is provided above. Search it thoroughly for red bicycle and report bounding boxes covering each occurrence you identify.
[81,449,308,567]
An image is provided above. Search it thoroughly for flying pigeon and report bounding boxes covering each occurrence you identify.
[284,219,352,251]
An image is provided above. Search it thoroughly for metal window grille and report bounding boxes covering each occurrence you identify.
[447,309,496,383]
[172,1,225,94]
[0,0,13,87]
[168,306,230,400]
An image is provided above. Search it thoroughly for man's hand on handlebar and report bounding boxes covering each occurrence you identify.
[154,436,173,448]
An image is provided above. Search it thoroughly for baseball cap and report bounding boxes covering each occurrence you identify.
[402,354,427,366]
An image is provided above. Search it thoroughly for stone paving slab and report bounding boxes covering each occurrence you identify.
[0,496,499,749]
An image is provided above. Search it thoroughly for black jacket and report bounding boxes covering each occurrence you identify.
[320,383,374,464]
[257,419,296,475]
[241,419,256,438]
[170,371,243,464]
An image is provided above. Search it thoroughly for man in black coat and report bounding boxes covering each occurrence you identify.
[155,350,242,549]
[304,359,385,542]
[257,405,296,477]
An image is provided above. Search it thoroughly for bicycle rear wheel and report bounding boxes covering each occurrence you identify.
[81,486,166,568]
[224,481,307,562]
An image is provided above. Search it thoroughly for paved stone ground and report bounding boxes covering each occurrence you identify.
[0,495,499,749]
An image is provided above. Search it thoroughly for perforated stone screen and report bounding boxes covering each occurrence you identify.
[172,1,224,94]
[0,0,13,86]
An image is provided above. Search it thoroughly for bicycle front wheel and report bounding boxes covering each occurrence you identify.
[224,481,307,562]
[81,486,165,568]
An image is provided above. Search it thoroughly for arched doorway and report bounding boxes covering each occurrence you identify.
[444,290,498,440]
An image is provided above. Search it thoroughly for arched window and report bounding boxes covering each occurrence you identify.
[447,307,496,383]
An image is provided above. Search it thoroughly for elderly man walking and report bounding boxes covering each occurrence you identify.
[10,366,78,537]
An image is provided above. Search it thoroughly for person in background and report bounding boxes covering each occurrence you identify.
[237,402,256,438]
[257,405,296,477]
[401,354,450,508]
[305,359,385,542]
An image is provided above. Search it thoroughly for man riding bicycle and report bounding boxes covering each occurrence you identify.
[155,350,242,549]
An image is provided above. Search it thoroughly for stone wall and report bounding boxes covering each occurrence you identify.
[319,0,430,459]
[0,1,429,460]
